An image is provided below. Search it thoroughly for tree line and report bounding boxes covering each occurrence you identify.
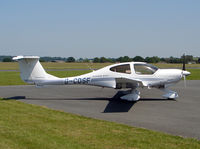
[91,55,199,63]
[0,55,199,63]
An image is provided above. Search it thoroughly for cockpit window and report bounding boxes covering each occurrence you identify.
[134,64,158,75]
[110,64,131,74]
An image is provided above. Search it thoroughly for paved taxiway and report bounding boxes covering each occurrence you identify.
[0,80,200,139]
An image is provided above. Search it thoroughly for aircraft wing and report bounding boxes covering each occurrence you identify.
[115,77,147,89]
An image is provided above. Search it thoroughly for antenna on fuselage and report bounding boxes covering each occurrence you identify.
[85,62,95,72]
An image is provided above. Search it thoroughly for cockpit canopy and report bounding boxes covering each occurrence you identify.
[109,63,158,75]
[134,63,158,75]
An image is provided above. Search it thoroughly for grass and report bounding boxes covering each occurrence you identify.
[0,98,199,149]
[153,63,200,69]
[187,69,200,80]
[0,70,91,86]
[0,62,200,70]
[0,72,26,86]
[0,62,18,70]
[0,62,111,70]
[48,70,91,78]
[0,69,199,86]
[42,62,111,70]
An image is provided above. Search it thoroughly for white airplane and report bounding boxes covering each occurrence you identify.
[13,56,191,101]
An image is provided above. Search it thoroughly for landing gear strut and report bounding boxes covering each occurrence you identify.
[160,88,178,99]
[120,89,140,101]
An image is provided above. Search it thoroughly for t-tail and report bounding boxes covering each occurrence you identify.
[13,56,65,86]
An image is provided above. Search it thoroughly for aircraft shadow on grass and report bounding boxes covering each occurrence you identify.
[4,91,175,113]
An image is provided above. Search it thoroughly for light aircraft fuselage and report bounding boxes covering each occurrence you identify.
[13,56,190,101]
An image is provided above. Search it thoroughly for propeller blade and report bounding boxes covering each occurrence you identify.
[182,70,190,88]
[183,75,186,88]
[181,54,190,88]
[182,54,186,71]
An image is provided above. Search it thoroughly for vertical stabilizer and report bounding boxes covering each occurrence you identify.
[13,56,56,84]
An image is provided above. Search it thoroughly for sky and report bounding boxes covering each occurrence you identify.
[0,0,200,58]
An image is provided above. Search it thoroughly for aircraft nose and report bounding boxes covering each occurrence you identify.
[182,70,191,76]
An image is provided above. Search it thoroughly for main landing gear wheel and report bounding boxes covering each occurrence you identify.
[120,89,140,101]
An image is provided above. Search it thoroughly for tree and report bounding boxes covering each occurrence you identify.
[160,58,166,63]
[152,56,160,63]
[116,57,123,62]
[100,57,107,63]
[145,56,160,63]
[77,58,84,62]
[83,58,90,62]
[3,57,12,62]
[39,58,46,62]
[116,56,131,62]
[107,58,116,63]
[67,57,75,62]
[123,56,132,62]
[168,57,181,63]
[93,57,100,63]
[181,55,193,63]
[144,57,152,63]
[132,56,144,62]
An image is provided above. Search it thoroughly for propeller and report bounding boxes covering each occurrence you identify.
[181,54,191,87]
[182,53,186,71]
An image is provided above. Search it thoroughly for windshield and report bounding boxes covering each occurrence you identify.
[134,64,158,75]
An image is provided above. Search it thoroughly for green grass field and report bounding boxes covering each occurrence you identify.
[48,70,91,78]
[0,69,199,86]
[186,69,200,80]
[153,63,200,69]
[0,98,199,149]
[0,70,91,86]
[0,62,111,70]
[0,62,200,70]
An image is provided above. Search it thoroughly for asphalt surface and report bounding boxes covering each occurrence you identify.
[0,80,200,139]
